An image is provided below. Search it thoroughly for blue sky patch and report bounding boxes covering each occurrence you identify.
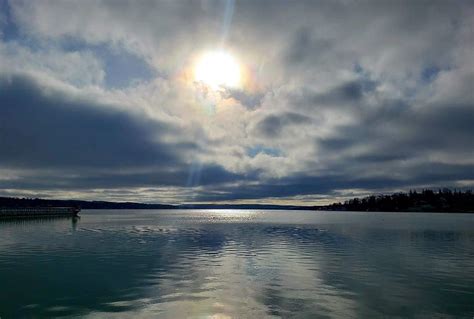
[421,66,441,84]
[0,0,20,42]
[60,39,156,88]
[247,145,282,158]
[97,45,156,89]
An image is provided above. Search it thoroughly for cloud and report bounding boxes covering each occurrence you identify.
[220,88,263,109]
[0,74,181,169]
[0,0,472,203]
[0,41,105,87]
[255,112,313,138]
[0,75,246,199]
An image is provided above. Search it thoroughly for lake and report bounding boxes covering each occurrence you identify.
[0,210,473,318]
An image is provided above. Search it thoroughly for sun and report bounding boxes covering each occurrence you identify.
[194,50,241,89]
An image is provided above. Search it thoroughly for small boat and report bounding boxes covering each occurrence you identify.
[0,207,80,218]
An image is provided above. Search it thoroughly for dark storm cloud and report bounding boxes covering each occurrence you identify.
[320,79,377,104]
[0,75,244,192]
[0,163,246,191]
[287,78,379,112]
[221,88,263,109]
[0,75,182,169]
[255,112,312,138]
[317,100,474,159]
[189,162,474,202]
[284,27,334,66]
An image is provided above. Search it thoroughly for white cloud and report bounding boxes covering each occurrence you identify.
[0,0,473,203]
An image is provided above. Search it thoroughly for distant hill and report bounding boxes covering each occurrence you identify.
[0,197,176,210]
[1,189,472,212]
[320,189,474,213]
[0,197,316,210]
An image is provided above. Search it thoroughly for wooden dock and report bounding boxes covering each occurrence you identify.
[0,207,80,218]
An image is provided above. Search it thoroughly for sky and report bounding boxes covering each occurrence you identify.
[0,0,473,205]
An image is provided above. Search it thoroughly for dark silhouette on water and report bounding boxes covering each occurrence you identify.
[322,189,474,213]
[0,197,175,210]
[0,207,80,218]
[0,188,472,212]
[0,197,314,210]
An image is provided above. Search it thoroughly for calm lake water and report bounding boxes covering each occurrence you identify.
[0,210,473,318]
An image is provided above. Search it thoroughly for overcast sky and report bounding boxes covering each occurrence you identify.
[0,0,473,204]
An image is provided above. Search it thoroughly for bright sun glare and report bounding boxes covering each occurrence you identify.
[194,51,241,89]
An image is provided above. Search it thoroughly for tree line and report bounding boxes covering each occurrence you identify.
[1,189,473,212]
[0,197,175,210]
[323,189,474,212]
